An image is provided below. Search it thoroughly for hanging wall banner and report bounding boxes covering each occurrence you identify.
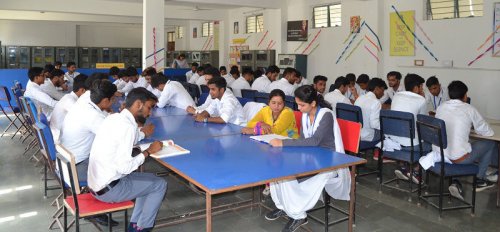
[390,10,415,56]
[287,20,308,41]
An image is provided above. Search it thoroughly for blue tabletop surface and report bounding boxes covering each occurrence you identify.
[156,134,365,194]
[150,107,188,117]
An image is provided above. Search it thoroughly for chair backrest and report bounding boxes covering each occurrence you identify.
[171,75,187,83]
[337,118,361,154]
[379,109,414,139]
[294,111,302,135]
[336,103,363,125]
[241,89,257,101]
[11,87,24,108]
[255,92,269,104]
[34,121,57,162]
[198,93,209,106]
[56,144,82,195]
[416,114,447,149]
[237,97,249,106]
[25,97,40,123]
[0,85,11,103]
[200,84,209,94]
[284,95,297,111]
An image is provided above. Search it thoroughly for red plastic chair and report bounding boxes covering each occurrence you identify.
[294,111,302,135]
[337,118,361,154]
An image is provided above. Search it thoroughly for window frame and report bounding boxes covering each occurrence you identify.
[312,3,342,29]
[426,0,483,20]
[246,14,264,34]
[175,26,184,39]
[202,22,214,37]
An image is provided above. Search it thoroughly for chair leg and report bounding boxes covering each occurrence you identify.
[378,152,383,193]
[438,175,444,218]
[324,191,330,232]
[472,176,477,216]
[108,213,112,232]
[124,210,128,232]
[408,163,413,202]
[63,207,68,232]
[44,163,48,198]
[75,213,80,232]
[418,167,423,205]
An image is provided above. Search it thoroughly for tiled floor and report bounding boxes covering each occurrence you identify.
[1,116,500,232]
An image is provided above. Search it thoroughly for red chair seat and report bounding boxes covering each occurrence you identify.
[64,193,134,217]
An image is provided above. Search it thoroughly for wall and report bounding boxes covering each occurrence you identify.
[0,20,77,46]
[78,23,142,47]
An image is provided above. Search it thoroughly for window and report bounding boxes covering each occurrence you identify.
[202,22,214,37]
[167,32,175,42]
[246,15,264,33]
[427,0,483,20]
[313,3,342,28]
[175,26,184,39]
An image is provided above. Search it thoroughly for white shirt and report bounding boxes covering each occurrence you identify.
[355,83,367,97]
[50,91,79,141]
[41,79,65,101]
[224,74,235,86]
[379,83,404,104]
[252,75,271,92]
[121,77,149,95]
[425,87,449,112]
[152,88,162,98]
[354,92,381,141]
[157,80,195,109]
[295,78,309,87]
[76,91,91,105]
[24,81,58,120]
[390,91,427,146]
[64,71,80,86]
[324,89,351,111]
[204,89,246,126]
[435,100,494,160]
[188,73,200,84]
[267,78,295,96]
[61,101,107,164]
[88,109,145,191]
[195,75,207,87]
[113,79,127,91]
[229,77,251,98]
[185,70,194,82]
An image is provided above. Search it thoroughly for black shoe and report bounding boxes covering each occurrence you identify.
[87,215,119,227]
[448,180,464,201]
[265,209,287,221]
[476,179,495,192]
[282,218,308,232]
[128,222,137,231]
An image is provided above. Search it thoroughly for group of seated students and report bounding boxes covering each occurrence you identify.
[23,60,498,232]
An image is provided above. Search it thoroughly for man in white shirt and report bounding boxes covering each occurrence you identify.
[252,65,280,92]
[121,67,149,95]
[355,74,370,98]
[230,68,253,97]
[114,69,129,93]
[151,73,195,109]
[267,67,297,96]
[24,67,58,120]
[425,76,448,115]
[185,62,198,82]
[344,73,357,102]
[64,61,80,88]
[379,71,404,105]
[188,66,204,84]
[219,66,228,78]
[295,71,309,87]
[324,76,351,110]
[191,76,246,126]
[187,67,220,114]
[312,75,327,95]
[225,65,240,86]
[50,75,87,141]
[88,88,166,232]
[77,73,109,105]
[41,69,66,101]
[437,81,496,194]
[355,78,386,142]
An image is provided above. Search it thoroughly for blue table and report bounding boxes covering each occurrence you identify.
[150,106,188,117]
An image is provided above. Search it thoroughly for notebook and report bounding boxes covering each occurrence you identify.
[249,134,290,144]
[139,140,190,158]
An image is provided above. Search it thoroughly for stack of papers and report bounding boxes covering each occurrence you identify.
[249,134,290,144]
[139,140,190,158]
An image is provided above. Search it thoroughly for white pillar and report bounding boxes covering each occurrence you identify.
[142,0,165,70]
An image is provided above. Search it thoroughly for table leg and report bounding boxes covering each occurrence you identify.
[497,142,500,207]
[206,193,212,232]
[348,165,356,232]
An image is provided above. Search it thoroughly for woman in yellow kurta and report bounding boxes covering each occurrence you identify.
[241,89,299,138]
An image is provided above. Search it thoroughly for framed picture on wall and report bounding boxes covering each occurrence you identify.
[234,22,239,34]
[193,27,197,38]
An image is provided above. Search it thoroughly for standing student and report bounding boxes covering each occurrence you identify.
[64,61,80,87]
[390,74,428,183]
[225,65,239,86]
[379,71,404,104]
[151,73,195,110]
[191,76,246,126]
[267,85,350,232]
[241,89,299,138]
[425,76,448,115]
[436,81,496,197]
[171,53,189,68]
[324,76,351,111]
[312,75,328,95]
[185,62,199,82]
[41,69,66,100]
[355,74,370,97]
[186,67,221,114]
[188,66,204,84]
[252,65,280,92]
[230,68,254,97]
[267,67,297,96]
[50,74,88,141]
[88,88,167,232]
[354,78,386,144]
[24,67,58,120]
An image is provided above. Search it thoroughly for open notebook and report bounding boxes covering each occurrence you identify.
[139,140,190,158]
[249,134,291,144]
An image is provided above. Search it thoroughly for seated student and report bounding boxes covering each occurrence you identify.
[379,71,404,105]
[344,73,356,101]
[151,73,195,109]
[425,76,448,115]
[121,66,148,95]
[390,73,428,183]
[41,69,66,100]
[252,65,280,92]
[77,72,110,105]
[192,76,246,126]
[171,53,189,68]
[188,66,204,84]
[185,62,199,82]
[312,75,327,95]
[109,66,120,82]
[355,74,370,97]
[114,69,129,92]
[324,76,351,111]
[241,89,299,138]
[186,67,221,114]
[295,71,309,87]
[64,61,80,87]
[230,68,254,97]
[354,78,386,143]
[24,67,58,120]
[219,65,228,78]
[195,65,212,87]
[54,61,62,70]
[50,74,88,141]
[61,79,117,183]
[88,88,167,232]
[267,67,298,96]
[267,85,350,232]
[437,81,496,196]
[225,65,239,86]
